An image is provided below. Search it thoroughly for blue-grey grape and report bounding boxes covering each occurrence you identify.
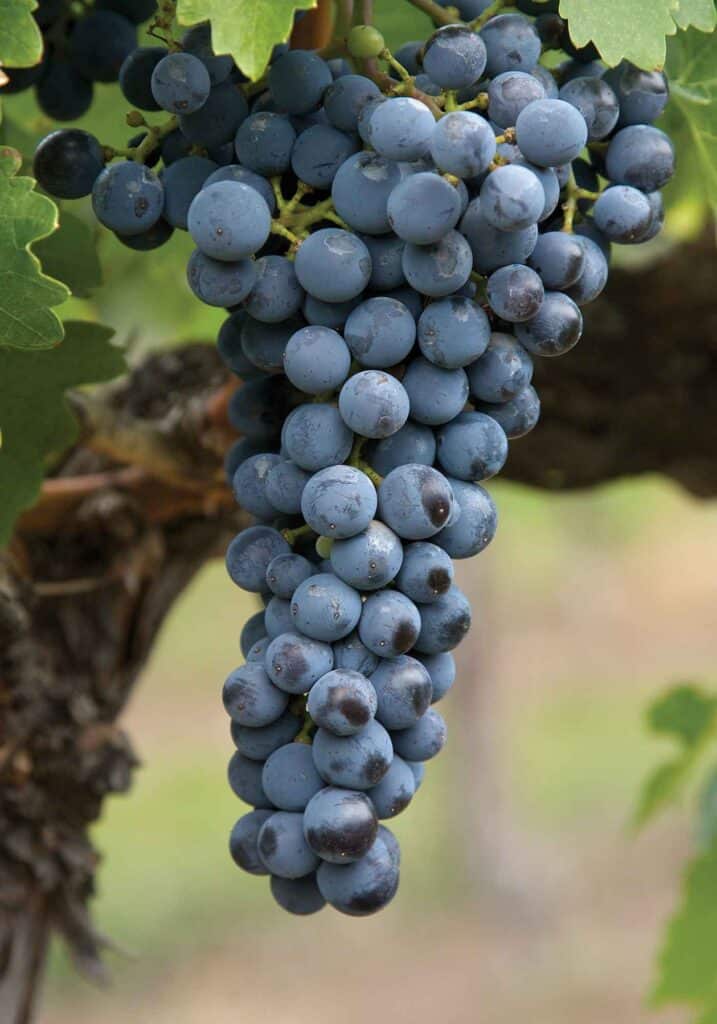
[330,521,404,591]
[303,786,378,863]
[262,744,324,812]
[290,573,363,642]
[227,752,274,808]
[370,656,433,730]
[229,809,273,874]
[515,98,588,166]
[396,542,453,604]
[306,670,378,736]
[232,709,302,761]
[316,835,399,916]
[487,263,544,322]
[270,874,326,915]
[369,421,436,477]
[265,632,334,694]
[226,526,290,593]
[430,111,497,180]
[234,112,297,176]
[344,296,416,369]
[414,584,471,654]
[257,811,320,878]
[339,371,410,439]
[417,651,456,703]
[423,24,487,90]
[391,707,447,761]
[435,478,497,558]
[437,411,509,481]
[283,326,351,394]
[295,228,372,302]
[358,590,421,658]
[417,296,490,369]
[367,756,416,819]
[291,123,359,188]
[475,384,541,439]
[92,161,164,235]
[514,291,583,356]
[187,250,256,307]
[265,553,314,599]
[282,404,354,472]
[301,465,377,539]
[378,464,455,540]
[222,663,289,727]
[265,462,311,517]
[402,230,473,298]
[387,173,462,246]
[468,331,534,403]
[312,719,393,789]
[245,256,304,323]
[402,357,469,426]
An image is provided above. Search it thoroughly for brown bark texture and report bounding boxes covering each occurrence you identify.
[0,232,715,1021]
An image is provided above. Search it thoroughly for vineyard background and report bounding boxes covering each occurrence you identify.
[1,0,716,1020]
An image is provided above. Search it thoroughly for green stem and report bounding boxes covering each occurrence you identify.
[457,91,489,112]
[348,437,383,487]
[469,0,507,30]
[379,47,411,82]
[493,127,516,146]
[444,90,459,112]
[281,523,315,546]
[271,221,303,247]
[405,0,455,25]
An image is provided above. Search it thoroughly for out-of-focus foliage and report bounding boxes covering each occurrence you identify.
[0,321,126,545]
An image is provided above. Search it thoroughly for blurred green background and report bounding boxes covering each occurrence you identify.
[41,477,715,1024]
[2,2,712,1020]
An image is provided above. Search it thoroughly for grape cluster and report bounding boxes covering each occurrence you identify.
[30,3,674,917]
[1,0,156,121]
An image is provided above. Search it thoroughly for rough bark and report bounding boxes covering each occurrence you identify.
[0,234,715,1021]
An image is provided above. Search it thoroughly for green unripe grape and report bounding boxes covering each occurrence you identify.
[348,25,386,59]
[315,536,334,559]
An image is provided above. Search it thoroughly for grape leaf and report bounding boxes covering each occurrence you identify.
[0,160,69,350]
[648,685,717,747]
[633,757,693,827]
[652,836,717,1008]
[673,0,717,32]
[558,0,716,69]
[698,766,717,849]
[176,0,317,80]
[662,28,717,218]
[0,321,126,547]
[0,0,43,67]
[34,210,103,298]
[633,685,717,828]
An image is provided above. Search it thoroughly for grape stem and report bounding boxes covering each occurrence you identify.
[348,437,383,488]
[148,0,181,50]
[271,221,303,248]
[493,127,516,145]
[562,171,603,233]
[379,47,412,82]
[468,0,508,30]
[404,0,456,25]
[104,116,178,163]
[281,524,315,546]
[457,91,489,112]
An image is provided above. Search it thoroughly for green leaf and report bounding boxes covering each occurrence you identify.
[648,685,717,746]
[34,210,102,299]
[558,0,677,68]
[652,836,717,1007]
[673,0,717,32]
[0,0,43,67]
[662,28,717,219]
[558,0,716,69]
[0,321,126,546]
[0,161,69,350]
[633,685,717,828]
[698,766,717,849]
[633,757,693,827]
[176,0,317,81]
